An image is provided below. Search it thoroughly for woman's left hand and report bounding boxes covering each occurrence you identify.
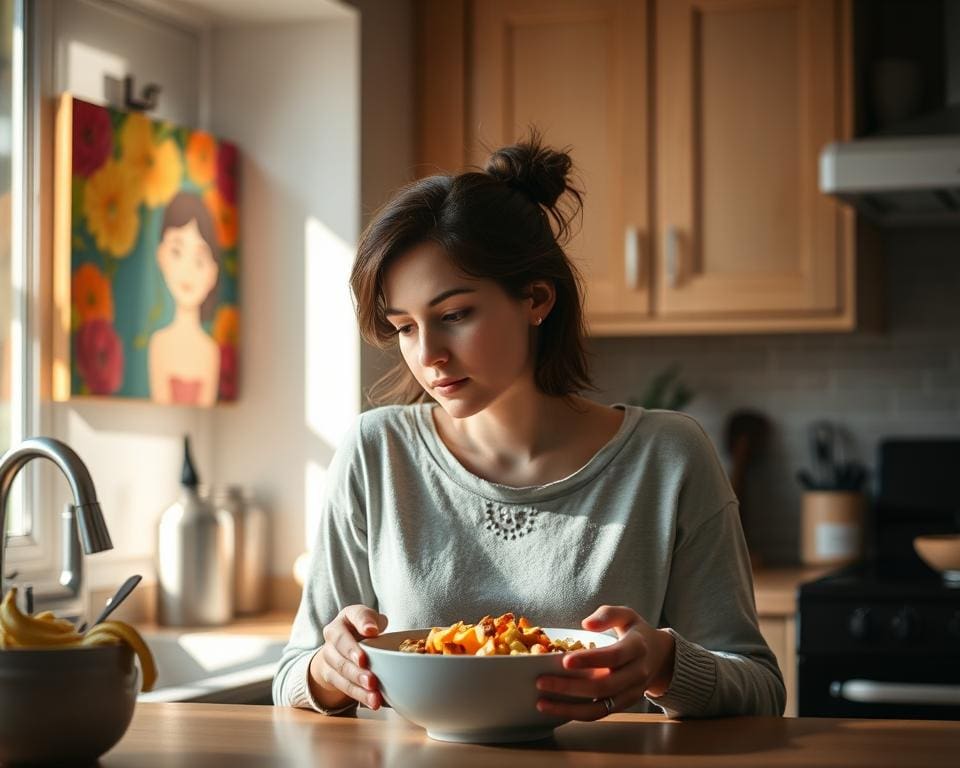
[535,605,676,720]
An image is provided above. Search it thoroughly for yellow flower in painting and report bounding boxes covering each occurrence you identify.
[203,187,237,249]
[120,114,181,207]
[83,160,141,257]
[72,263,113,324]
[186,131,216,187]
[212,305,239,347]
[142,139,182,208]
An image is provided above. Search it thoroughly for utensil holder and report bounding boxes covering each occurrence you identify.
[801,491,865,566]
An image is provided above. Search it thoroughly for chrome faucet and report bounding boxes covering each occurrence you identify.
[0,437,112,596]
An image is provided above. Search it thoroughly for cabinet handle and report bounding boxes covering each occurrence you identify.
[624,226,643,289]
[665,226,680,288]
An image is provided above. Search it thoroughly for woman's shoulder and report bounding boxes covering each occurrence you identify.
[626,407,721,464]
[339,403,428,451]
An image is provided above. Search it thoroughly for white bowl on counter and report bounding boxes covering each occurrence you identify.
[362,626,615,744]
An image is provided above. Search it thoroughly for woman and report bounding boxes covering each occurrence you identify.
[148,191,221,406]
[274,135,785,720]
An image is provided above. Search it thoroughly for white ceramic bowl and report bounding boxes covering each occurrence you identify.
[361,626,615,743]
[914,534,960,583]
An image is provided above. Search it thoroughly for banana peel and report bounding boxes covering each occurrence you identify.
[0,588,156,691]
[81,620,157,691]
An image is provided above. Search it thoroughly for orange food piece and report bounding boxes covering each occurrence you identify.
[453,623,485,654]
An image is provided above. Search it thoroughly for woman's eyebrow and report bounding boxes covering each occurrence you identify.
[385,287,476,316]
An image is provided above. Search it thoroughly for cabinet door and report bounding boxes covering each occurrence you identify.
[655,0,851,320]
[470,0,651,321]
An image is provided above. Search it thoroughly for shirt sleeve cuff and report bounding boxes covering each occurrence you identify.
[644,629,717,718]
[287,649,359,716]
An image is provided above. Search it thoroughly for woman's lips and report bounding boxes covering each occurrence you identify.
[433,378,469,396]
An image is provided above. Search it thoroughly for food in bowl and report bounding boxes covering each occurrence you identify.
[362,618,616,744]
[400,612,596,656]
[0,588,158,765]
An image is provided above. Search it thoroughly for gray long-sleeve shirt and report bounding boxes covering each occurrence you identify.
[273,404,785,718]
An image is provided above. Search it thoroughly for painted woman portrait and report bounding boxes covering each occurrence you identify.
[148,191,220,406]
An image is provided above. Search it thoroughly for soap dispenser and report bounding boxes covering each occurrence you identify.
[156,436,235,626]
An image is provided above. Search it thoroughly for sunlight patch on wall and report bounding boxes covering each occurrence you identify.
[304,216,359,448]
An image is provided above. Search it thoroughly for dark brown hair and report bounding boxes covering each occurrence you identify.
[161,191,220,323]
[350,131,593,405]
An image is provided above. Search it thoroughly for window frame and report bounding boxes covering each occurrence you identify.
[4,0,57,579]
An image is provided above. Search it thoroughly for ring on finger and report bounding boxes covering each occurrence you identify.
[601,695,616,714]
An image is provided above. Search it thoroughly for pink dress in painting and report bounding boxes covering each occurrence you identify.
[170,377,203,405]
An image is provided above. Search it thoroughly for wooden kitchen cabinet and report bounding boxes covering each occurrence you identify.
[416,0,855,335]
[754,566,830,717]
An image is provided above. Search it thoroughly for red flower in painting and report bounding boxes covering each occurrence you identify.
[75,319,124,395]
[72,100,113,177]
[216,141,238,206]
[218,344,238,401]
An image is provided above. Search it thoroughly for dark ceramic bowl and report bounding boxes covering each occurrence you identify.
[0,643,139,766]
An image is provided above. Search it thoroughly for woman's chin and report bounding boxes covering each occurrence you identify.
[432,396,485,420]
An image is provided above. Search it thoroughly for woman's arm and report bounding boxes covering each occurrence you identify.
[272,417,381,713]
[648,500,786,718]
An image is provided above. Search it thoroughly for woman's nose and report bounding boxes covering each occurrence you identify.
[417,328,449,368]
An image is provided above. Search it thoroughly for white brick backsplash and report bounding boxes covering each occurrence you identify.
[587,231,960,564]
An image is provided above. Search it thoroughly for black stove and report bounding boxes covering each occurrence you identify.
[797,439,960,719]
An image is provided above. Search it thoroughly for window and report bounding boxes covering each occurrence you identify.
[2,0,38,548]
[0,0,11,463]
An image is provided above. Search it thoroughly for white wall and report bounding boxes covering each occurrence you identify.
[207,19,361,577]
[33,0,363,594]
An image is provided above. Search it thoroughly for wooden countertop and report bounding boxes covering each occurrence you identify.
[100,703,960,766]
[752,566,830,617]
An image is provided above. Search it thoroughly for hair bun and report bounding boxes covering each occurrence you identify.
[484,132,573,209]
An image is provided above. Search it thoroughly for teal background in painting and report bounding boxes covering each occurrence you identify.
[70,107,239,400]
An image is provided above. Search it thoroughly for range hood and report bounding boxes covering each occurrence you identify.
[820,136,960,225]
[820,1,960,226]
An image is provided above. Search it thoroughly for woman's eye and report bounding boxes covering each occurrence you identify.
[442,309,471,323]
[395,324,413,336]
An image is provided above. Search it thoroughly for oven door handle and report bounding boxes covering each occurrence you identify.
[830,679,960,706]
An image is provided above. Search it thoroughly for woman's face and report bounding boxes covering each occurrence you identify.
[382,241,538,418]
[156,218,218,311]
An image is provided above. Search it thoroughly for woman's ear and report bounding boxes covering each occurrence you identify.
[526,280,556,325]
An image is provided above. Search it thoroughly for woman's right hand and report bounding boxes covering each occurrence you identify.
[308,605,389,711]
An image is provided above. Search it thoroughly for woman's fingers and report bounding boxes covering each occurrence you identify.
[538,656,647,700]
[581,604,641,634]
[317,605,390,707]
[536,684,647,722]
[341,605,389,638]
[563,631,646,671]
[320,649,382,710]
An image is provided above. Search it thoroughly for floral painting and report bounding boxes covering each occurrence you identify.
[54,95,239,404]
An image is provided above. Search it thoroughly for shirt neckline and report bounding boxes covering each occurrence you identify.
[412,402,643,503]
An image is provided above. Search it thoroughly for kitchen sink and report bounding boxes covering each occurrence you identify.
[138,631,286,705]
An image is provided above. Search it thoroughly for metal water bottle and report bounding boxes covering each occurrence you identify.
[210,486,269,615]
[156,437,235,626]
